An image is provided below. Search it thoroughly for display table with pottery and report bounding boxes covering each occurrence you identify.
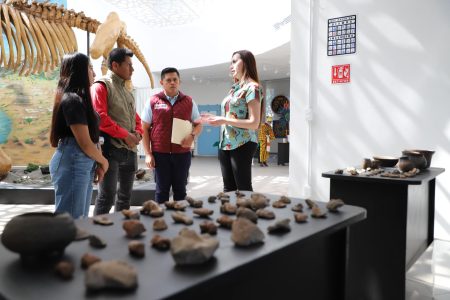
[322,167,445,300]
[0,193,366,300]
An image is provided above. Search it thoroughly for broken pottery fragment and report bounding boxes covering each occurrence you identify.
[165,200,188,211]
[55,260,74,280]
[171,212,193,225]
[326,199,345,212]
[193,208,214,218]
[267,218,291,234]
[278,195,291,204]
[186,196,203,208]
[207,196,217,203]
[199,220,218,235]
[220,202,237,215]
[85,260,137,291]
[151,234,171,251]
[294,212,309,223]
[256,208,275,219]
[231,218,265,247]
[122,209,140,220]
[128,241,145,258]
[305,199,317,209]
[311,206,327,218]
[291,203,304,212]
[93,216,114,226]
[81,253,101,269]
[153,219,168,231]
[123,220,146,238]
[272,200,287,208]
[216,215,234,229]
[89,235,107,248]
[1,212,76,259]
[170,228,219,265]
[236,207,258,223]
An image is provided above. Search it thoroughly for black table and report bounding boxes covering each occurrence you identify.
[277,142,289,165]
[322,167,444,300]
[0,193,366,300]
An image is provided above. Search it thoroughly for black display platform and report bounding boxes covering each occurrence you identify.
[277,142,289,165]
[322,167,445,300]
[0,192,366,300]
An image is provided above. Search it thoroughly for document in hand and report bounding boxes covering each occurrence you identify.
[171,118,193,145]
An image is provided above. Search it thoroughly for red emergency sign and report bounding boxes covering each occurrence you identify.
[331,64,350,84]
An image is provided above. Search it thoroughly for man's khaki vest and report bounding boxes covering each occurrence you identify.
[96,72,137,152]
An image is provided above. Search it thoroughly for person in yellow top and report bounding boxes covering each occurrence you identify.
[258,119,275,166]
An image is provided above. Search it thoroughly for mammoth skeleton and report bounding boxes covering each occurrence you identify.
[0,0,154,88]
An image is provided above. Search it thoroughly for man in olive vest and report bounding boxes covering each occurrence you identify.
[91,48,143,215]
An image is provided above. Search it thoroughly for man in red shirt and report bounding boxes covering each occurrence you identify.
[91,48,143,215]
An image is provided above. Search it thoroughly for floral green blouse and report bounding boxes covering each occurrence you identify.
[219,81,263,150]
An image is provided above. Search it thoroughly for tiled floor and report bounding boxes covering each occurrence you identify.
[1,155,448,299]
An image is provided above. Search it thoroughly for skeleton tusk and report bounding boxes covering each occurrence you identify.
[28,14,50,72]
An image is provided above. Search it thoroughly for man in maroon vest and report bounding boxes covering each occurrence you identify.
[141,67,202,203]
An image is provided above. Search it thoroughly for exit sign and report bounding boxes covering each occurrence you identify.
[331,64,351,84]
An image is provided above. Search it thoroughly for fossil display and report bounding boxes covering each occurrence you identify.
[135,169,146,180]
[1,0,154,88]
[311,206,327,218]
[153,219,168,231]
[151,234,171,251]
[122,220,146,238]
[207,195,217,203]
[170,228,219,265]
[186,196,203,208]
[165,200,188,211]
[193,208,214,218]
[199,220,218,235]
[294,212,308,223]
[305,199,316,209]
[255,208,275,219]
[231,218,265,247]
[291,203,304,212]
[55,260,74,280]
[236,207,258,223]
[128,241,145,258]
[220,202,237,215]
[1,212,76,259]
[171,212,193,225]
[93,215,114,226]
[141,200,164,217]
[81,253,101,269]
[327,199,345,212]
[89,235,106,249]
[267,218,291,234]
[122,209,140,220]
[216,215,234,229]
[278,195,291,204]
[85,260,138,291]
[272,200,287,208]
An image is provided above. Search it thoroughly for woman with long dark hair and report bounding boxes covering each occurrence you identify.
[49,52,109,218]
[204,50,264,192]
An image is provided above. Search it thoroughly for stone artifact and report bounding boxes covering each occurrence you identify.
[135,169,146,180]
[55,260,74,280]
[334,169,344,175]
[122,209,140,220]
[165,200,188,211]
[93,215,114,226]
[272,200,287,208]
[381,167,419,178]
[186,196,203,208]
[294,212,308,223]
[256,208,275,219]
[1,212,76,259]
[219,197,231,205]
[267,218,291,234]
[85,260,138,291]
[235,190,246,198]
[122,220,146,238]
[153,219,168,231]
[311,206,327,218]
[278,195,291,204]
[0,147,12,180]
[141,200,164,217]
[231,218,265,247]
[361,158,372,169]
[217,192,229,199]
[151,235,171,251]
[199,220,218,235]
[171,212,193,225]
[1,1,154,88]
[236,207,258,223]
[220,202,237,215]
[327,199,345,212]
[291,203,304,212]
[249,194,270,210]
[193,208,214,218]
[128,241,145,258]
[305,199,317,209]
[216,215,234,229]
[170,228,219,265]
[207,195,217,203]
[236,197,251,208]
[89,235,107,248]
[81,253,101,269]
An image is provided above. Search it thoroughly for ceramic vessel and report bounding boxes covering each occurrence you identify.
[409,150,435,168]
[372,156,398,168]
[402,150,427,170]
[1,212,76,259]
[398,156,415,172]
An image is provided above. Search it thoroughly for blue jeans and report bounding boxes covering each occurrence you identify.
[49,137,95,219]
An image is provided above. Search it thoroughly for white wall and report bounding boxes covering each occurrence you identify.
[180,80,232,105]
[290,0,450,239]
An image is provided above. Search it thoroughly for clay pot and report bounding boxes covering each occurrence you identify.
[409,150,435,168]
[402,150,427,170]
[398,156,415,172]
[372,156,398,168]
[1,212,76,259]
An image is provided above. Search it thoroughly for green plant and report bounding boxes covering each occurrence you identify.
[24,138,35,145]
[24,117,33,125]
[25,163,39,173]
